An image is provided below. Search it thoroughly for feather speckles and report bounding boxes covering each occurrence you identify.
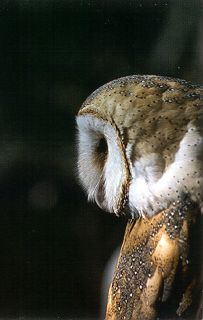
[77,75,202,218]
[106,199,199,319]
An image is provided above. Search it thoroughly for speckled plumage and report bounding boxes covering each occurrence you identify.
[76,75,202,218]
[106,199,201,319]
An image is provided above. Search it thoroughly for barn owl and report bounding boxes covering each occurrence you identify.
[76,75,202,219]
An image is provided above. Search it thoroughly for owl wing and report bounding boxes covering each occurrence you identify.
[105,201,202,320]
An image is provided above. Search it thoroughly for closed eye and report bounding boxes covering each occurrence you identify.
[96,137,108,155]
[94,136,108,169]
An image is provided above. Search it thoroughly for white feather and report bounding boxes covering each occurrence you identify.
[129,123,203,216]
[76,115,126,213]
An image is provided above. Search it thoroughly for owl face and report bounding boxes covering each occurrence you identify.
[76,75,202,218]
[76,111,130,215]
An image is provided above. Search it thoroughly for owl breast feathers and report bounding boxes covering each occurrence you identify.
[76,75,202,218]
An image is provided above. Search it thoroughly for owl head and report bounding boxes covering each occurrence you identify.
[76,75,202,218]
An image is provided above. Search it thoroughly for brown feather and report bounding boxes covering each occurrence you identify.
[105,200,202,319]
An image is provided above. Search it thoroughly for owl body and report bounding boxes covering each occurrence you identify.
[77,75,202,218]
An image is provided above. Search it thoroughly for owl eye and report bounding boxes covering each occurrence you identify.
[96,136,108,155]
[94,136,108,169]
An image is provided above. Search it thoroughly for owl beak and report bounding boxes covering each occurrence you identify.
[95,193,108,212]
[95,179,114,213]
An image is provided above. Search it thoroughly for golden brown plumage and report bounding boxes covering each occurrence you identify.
[106,199,202,319]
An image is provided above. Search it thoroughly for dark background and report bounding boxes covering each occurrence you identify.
[0,0,202,319]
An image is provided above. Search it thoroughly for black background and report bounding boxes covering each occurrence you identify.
[0,0,202,318]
